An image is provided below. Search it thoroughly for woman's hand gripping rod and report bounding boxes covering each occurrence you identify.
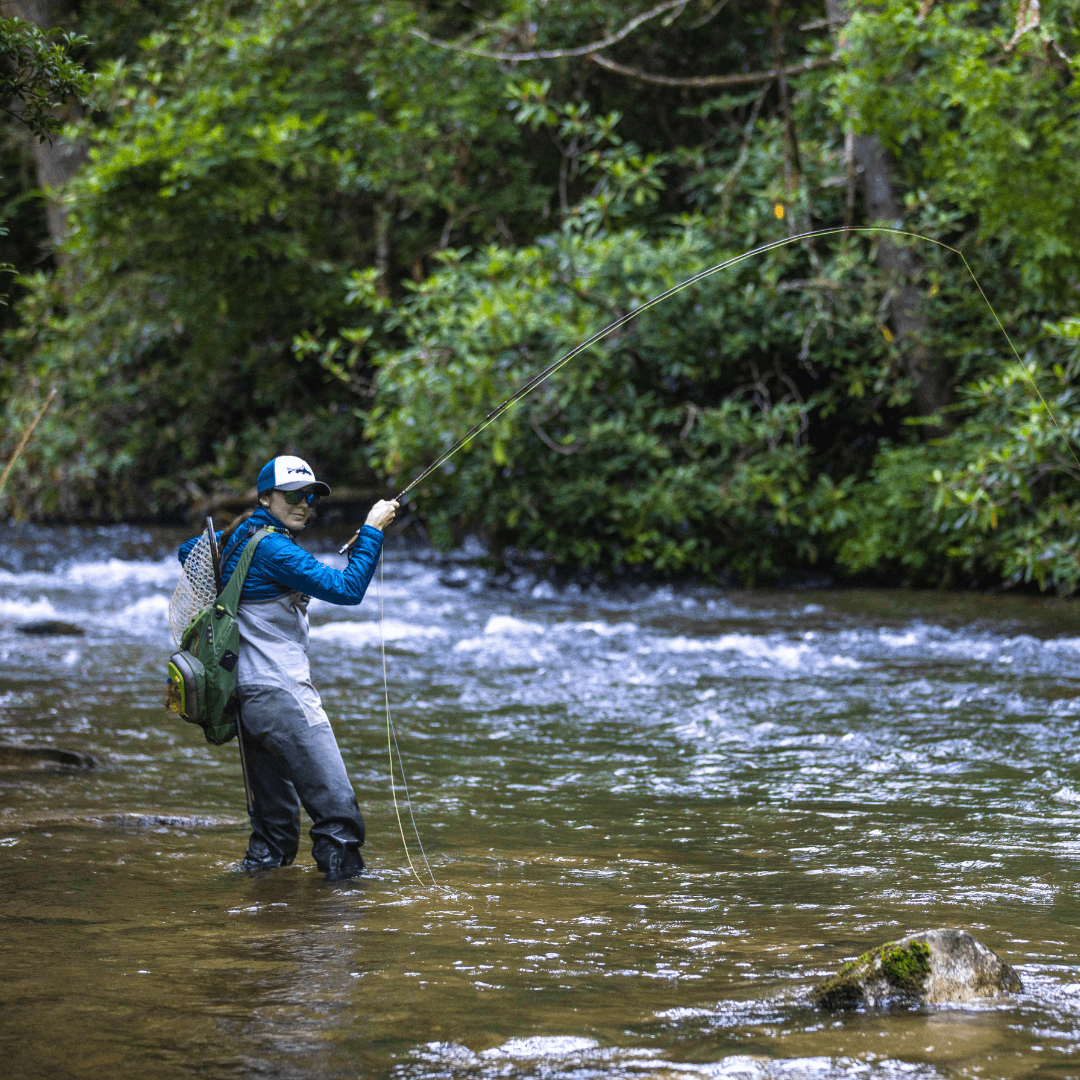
[339,499,401,554]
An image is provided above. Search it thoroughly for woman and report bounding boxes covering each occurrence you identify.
[179,455,397,880]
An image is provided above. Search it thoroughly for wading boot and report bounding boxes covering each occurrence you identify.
[239,834,296,874]
[322,851,364,883]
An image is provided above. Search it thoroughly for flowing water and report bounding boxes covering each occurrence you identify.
[5,524,1080,1080]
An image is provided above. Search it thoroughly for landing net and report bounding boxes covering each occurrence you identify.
[169,530,218,646]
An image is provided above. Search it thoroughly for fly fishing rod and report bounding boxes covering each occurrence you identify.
[338,223,1064,556]
[338,223,1071,887]
[206,515,256,819]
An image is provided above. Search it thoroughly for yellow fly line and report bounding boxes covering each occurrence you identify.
[388,225,1079,500]
[377,555,438,887]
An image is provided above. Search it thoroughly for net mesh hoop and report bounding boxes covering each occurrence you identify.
[168,530,218,646]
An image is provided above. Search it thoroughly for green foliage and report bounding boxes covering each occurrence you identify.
[2,0,545,516]
[0,16,91,319]
[834,0,1080,294]
[4,0,1080,595]
[347,211,893,580]
[841,320,1080,591]
[334,0,1080,585]
[0,17,92,140]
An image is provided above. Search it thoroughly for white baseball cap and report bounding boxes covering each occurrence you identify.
[256,455,331,496]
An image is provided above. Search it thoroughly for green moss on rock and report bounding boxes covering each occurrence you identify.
[811,929,1023,1010]
[881,941,931,994]
[810,940,931,1009]
[809,952,873,1009]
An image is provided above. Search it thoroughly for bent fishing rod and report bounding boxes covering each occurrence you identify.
[339,222,1067,887]
[339,223,1062,555]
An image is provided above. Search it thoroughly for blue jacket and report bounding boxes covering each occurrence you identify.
[177,507,383,605]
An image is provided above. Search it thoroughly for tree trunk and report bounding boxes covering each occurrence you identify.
[2,0,87,249]
[825,0,949,421]
[769,0,801,210]
[854,136,949,417]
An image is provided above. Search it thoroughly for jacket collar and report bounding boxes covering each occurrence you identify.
[223,506,293,563]
[250,506,292,534]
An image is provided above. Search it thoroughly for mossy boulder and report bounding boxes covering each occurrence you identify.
[811,929,1022,1009]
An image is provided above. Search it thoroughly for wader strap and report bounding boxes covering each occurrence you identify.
[215,528,270,616]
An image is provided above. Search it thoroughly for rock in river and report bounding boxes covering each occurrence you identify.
[16,619,85,636]
[0,744,97,770]
[811,928,1022,1009]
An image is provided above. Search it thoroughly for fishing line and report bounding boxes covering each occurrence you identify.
[387,671,438,886]
[385,225,1080,498]
[340,223,1075,553]
[365,223,1078,879]
[377,552,438,887]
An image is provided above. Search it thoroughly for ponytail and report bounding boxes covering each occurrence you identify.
[218,507,256,550]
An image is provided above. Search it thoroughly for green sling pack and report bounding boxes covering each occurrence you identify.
[165,528,269,745]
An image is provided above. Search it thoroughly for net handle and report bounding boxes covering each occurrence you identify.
[205,516,224,596]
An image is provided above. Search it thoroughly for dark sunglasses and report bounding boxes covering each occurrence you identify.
[279,489,319,507]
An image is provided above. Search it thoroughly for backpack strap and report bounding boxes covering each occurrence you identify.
[214,528,270,618]
[220,520,290,566]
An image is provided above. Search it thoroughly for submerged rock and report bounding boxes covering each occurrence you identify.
[811,928,1022,1009]
[0,744,96,770]
[100,812,236,830]
[16,619,85,636]
[0,810,243,830]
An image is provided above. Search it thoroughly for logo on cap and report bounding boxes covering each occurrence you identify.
[257,455,331,496]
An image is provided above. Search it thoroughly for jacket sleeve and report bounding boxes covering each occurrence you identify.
[259,525,384,605]
[178,535,198,564]
[178,530,223,565]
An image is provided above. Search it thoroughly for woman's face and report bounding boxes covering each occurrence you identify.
[262,488,315,531]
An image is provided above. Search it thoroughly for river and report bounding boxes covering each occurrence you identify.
[3,522,1080,1080]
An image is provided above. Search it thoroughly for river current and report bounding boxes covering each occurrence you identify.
[4,523,1080,1080]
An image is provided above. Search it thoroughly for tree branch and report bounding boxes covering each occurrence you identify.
[1005,0,1040,52]
[718,81,770,224]
[531,414,585,454]
[410,0,690,62]
[770,0,801,204]
[588,51,835,87]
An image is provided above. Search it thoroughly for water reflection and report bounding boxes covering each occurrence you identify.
[3,524,1080,1078]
